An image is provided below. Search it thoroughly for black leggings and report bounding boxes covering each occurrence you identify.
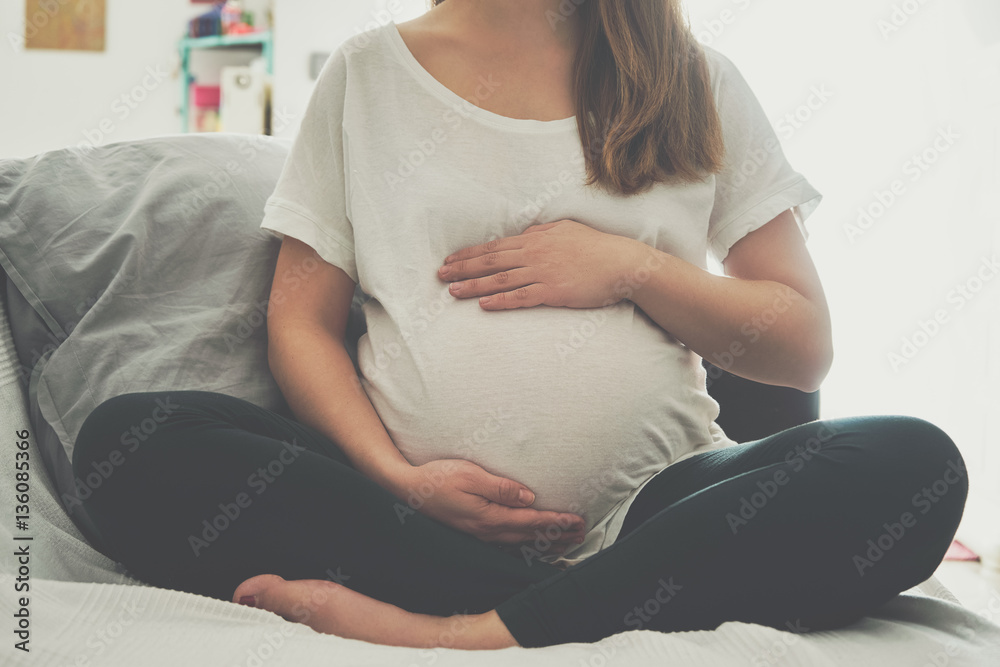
[71,390,967,648]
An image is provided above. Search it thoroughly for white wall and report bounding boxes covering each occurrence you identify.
[685,0,1000,564]
[270,0,427,138]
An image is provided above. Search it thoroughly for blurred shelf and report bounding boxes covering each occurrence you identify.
[178,30,273,133]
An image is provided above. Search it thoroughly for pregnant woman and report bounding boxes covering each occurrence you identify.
[73,0,968,650]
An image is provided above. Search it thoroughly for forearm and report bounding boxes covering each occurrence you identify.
[267,323,412,495]
[623,240,832,392]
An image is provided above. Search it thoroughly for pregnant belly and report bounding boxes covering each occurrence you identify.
[357,292,719,530]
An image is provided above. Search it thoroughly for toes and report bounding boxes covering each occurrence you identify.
[232,573,286,604]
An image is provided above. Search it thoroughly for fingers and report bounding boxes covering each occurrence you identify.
[500,507,585,535]
[487,530,585,551]
[519,221,562,235]
[440,221,563,270]
[445,267,535,299]
[438,240,550,310]
[478,285,546,310]
[439,248,526,281]
[466,470,585,529]
[443,237,523,266]
[460,468,587,545]
[471,470,536,507]
[446,269,549,310]
[483,506,587,545]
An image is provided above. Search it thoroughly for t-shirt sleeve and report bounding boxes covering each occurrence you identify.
[259,48,358,283]
[705,49,823,265]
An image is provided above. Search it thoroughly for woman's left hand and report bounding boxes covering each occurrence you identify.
[437,219,642,310]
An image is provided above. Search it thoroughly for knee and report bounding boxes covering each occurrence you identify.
[75,393,140,466]
[73,392,184,471]
[854,415,968,509]
[907,417,968,513]
[880,415,964,471]
[73,392,194,519]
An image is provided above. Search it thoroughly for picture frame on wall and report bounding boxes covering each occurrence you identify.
[24,0,106,52]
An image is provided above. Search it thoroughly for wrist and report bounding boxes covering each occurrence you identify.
[611,237,661,304]
[360,455,415,499]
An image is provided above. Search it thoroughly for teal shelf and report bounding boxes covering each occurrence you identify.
[178,30,273,133]
[180,31,273,51]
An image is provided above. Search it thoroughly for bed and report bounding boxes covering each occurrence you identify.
[2,133,999,666]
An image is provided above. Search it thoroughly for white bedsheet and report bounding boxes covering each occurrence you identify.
[2,287,999,666]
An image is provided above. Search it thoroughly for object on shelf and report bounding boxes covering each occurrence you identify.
[188,0,256,37]
[190,84,222,132]
[219,59,270,134]
[192,84,221,108]
[222,1,257,35]
[221,1,241,33]
[224,22,256,36]
[188,3,223,38]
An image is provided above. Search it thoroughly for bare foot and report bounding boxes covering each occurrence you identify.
[232,574,519,650]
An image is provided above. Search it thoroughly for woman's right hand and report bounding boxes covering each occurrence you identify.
[390,459,587,554]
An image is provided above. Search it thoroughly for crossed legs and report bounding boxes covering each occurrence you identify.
[72,391,967,648]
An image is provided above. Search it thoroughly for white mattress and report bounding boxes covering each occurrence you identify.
[2,286,999,666]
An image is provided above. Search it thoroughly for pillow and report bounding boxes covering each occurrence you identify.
[0,133,322,551]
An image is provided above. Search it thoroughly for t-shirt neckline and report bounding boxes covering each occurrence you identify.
[382,21,579,134]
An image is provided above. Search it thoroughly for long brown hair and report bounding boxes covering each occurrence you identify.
[429,0,725,196]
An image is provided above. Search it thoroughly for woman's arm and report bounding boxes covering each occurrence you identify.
[626,209,833,392]
[266,236,586,548]
[438,209,833,392]
[266,236,413,492]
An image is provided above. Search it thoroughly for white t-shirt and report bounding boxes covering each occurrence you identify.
[259,21,823,568]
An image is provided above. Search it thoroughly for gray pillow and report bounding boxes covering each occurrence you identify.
[0,133,312,551]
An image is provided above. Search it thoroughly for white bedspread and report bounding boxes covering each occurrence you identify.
[2,288,999,666]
